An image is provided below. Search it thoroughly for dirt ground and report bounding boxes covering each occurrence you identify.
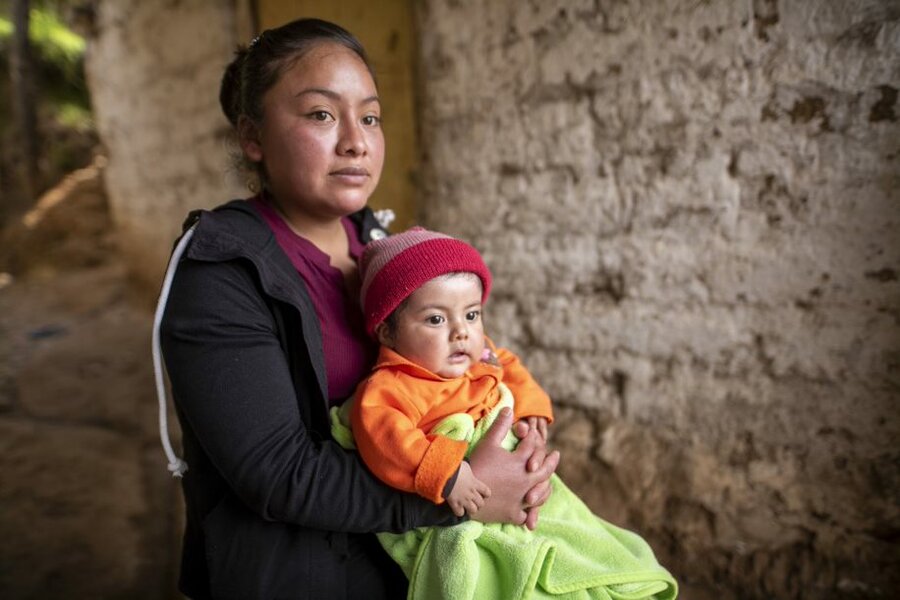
[0,159,180,599]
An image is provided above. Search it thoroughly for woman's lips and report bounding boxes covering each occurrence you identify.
[330,166,369,184]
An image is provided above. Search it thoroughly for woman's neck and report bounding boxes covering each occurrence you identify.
[266,194,357,278]
[267,195,341,244]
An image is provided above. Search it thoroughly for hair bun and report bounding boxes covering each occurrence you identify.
[219,47,249,126]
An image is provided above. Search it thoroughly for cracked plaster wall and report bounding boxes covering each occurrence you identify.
[415,1,900,597]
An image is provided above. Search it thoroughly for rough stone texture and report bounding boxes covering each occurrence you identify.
[416,1,900,597]
[83,0,245,294]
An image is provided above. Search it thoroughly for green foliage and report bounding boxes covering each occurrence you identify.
[0,2,97,209]
[0,5,90,127]
[56,100,91,129]
[27,7,85,78]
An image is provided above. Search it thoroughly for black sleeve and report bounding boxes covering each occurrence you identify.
[160,257,461,533]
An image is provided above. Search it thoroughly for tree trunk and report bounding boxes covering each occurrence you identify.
[9,0,40,208]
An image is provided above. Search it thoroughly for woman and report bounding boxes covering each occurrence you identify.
[159,18,558,600]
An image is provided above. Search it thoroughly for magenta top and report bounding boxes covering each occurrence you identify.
[250,196,377,404]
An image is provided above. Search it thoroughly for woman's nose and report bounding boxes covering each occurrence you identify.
[338,121,366,156]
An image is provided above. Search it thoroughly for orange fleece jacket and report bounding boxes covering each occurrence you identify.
[350,341,554,504]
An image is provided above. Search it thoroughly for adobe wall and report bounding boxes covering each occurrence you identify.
[83,0,245,293]
[415,1,899,597]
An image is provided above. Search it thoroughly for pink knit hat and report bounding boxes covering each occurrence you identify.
[359,227,492,336]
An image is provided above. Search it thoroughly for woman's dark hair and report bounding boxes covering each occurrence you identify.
[219,18,374,127]
[219,18,375,189]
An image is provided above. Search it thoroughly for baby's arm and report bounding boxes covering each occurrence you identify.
[494,346,554,421]
[350,375,469,505]
[492,344,554,442]
[445,461,491,517]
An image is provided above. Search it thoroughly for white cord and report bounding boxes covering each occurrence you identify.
[152,223,197,478]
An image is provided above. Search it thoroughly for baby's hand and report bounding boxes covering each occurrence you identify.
[515,416,549,443]
[446,461,491,517]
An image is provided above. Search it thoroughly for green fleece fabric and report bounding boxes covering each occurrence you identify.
[332,385,678,600]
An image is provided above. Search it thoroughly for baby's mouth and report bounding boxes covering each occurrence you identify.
[448,350,469,362]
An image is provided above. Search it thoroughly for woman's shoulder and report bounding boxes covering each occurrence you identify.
[180,199,274,260]
[193,198,266,234]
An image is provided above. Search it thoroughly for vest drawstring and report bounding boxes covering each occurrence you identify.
[152,224,197,478]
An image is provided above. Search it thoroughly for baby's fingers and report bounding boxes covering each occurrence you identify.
[514,419,530,439]
[476,479,491,499]
[466,496,482,516]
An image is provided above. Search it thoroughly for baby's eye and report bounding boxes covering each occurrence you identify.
[426,315,445,326]
[466,311,480,322]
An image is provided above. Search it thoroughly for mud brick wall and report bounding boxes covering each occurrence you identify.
[415,1,900,597]
[84,0,245,293]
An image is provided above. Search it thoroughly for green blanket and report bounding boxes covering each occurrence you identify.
[331,386,678,600]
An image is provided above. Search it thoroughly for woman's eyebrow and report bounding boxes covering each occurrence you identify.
[295,88,380,106]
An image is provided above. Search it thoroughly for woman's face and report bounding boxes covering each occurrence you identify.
[243,42,384,221]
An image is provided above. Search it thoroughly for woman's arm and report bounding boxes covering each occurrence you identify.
[161,257,458,534]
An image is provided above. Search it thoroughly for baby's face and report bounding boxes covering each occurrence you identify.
[381,273,485,378]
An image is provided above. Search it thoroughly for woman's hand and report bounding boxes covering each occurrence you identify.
[468,408,559,529]
[513,416,552,529]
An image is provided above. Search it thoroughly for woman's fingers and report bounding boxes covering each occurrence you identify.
[483,407,513,446]
[527,442,547,473]
[531,449,559,488]
[525,472,554,507]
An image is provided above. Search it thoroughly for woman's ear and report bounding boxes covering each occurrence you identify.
[374,322,393,348]
[238,115,263,162]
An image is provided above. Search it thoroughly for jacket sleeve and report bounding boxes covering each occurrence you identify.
[496,347,555,423]
[350,375,469,504]
[161,257,460,533]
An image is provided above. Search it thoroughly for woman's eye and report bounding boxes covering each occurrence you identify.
[310,111,333,122]
[426,315,445,325]
[362,115,381,126]
[466,311,480,322]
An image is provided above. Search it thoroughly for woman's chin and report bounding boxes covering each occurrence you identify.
[329,190,373,215]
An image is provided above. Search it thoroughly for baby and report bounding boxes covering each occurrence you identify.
[353,227,553,517]
[337,227,677,599]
